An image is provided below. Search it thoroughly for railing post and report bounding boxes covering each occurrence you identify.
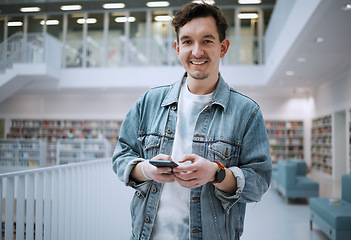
[26,174,35,240]
[5,177,14,240]
[16,175,26,240]
[35,172,44,240]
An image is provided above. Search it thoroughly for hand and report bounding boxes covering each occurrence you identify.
[142,154,176,183]
[173,154,218,189]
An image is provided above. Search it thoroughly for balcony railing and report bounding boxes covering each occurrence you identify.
[0,158,133,240]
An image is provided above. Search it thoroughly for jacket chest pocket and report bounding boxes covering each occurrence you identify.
[138,135,161,160]
[208,141,240,166]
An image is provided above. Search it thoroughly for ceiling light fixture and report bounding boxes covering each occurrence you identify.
[7,21,23,27]
[342,4,351,11]
[154,15,173,21]
[285,71,295,76]
[146,1,170,7]
[115,16,136,23]
[103,3,125,9]
[238,0,261,4]
[315,37,324,43]
[77,18,97,24]
[297,57,306,63]
[192,0,215,4]
[238,13,258,19]
[60,5,82,11]
[40,20,60,26]
[20,7,40,12]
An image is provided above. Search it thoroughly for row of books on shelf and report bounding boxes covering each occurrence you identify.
[265,121,303,129]
[267,129,303,137]
[311,116,332,127]
[269,138,303,145]
[11,119,122,129]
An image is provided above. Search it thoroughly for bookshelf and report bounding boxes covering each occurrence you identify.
[311,115,332,175]
[0,139,46,172]
[57,139,110,165]
[265,120,304,163]
[7,119,122,165]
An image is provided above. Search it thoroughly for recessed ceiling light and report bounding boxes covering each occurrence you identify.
[297,57,306,63]
[285,70,295,76]
[238,13,258,19]
[342,4,351,11]
[238,0,261,4]
[77,18,97,24]
[146,1,170,7]
[192,0,215,4]
[315,37,324,43]
[115,16,136,23]
[103,3,125,9]
[40,20,60,26]
[61,5,82,11]
[154,15,173,22]
[20,7,40,12]
[7,21,23,27]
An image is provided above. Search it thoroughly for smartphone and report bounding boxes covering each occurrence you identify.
[149,160,178,168]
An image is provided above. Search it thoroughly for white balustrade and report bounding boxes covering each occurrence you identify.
[0,158,133,240]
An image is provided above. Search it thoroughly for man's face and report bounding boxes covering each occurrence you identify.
[174,16,229,82]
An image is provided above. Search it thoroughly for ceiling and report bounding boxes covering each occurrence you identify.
[264,0,351,92]
[0,0,351,99]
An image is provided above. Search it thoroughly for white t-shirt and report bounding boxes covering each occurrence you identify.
[151,80,213,240]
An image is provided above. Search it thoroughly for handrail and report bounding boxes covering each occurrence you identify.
[0,158,133,240]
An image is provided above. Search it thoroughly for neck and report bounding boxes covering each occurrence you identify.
[187,75,219,95]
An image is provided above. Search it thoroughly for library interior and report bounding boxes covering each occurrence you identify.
[0,0,351,239]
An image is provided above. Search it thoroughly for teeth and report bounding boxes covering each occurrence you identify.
[192,61,206,65]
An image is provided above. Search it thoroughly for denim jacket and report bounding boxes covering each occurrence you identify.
[112,74,272,240]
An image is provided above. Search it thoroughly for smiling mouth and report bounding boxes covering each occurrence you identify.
[190,61,207,65]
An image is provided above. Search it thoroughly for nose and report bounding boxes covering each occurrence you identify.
[192,43,204,57]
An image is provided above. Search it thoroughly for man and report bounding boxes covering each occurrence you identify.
[112,2,271,240]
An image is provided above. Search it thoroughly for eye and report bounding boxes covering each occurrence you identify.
[182,40,191,45]
[204,40,213,44]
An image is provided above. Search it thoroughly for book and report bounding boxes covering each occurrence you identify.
[329,198,342,206]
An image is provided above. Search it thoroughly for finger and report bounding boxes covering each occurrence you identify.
[178,154,197,163]
[152,154,172,161]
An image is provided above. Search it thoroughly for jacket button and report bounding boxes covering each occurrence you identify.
[171,105,177,111]
[145,216,150,223]
[152,187,157,193]
[166,129,172,134]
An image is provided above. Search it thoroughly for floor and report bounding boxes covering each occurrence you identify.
[241,171,342,240]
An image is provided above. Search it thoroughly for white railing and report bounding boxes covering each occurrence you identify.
[0,33,61,74]
[0,158,133,240]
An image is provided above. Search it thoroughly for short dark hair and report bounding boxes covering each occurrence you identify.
[172,2,228,42]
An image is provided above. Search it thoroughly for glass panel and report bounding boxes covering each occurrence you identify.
[66,13,83,68]
[129,11,147,66]
[222,8,235,65]
[7,16,24,37]
[87,13,104,68]
[27,15,43,34]
[239,11,259,65]
[0,17,4,41]
[151,10,171,66]
[108,11,125,67]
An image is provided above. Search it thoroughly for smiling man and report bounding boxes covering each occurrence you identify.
[112,2,272,240]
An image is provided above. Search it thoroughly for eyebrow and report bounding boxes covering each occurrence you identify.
[180,34,217,42]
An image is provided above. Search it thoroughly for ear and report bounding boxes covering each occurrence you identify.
[174,40,180,56]
[220,39,230,58]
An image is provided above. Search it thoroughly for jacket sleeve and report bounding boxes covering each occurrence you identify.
[112,96,145,186]
[238,106,272,203]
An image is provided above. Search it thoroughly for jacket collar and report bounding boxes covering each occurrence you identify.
[162,72,230,113]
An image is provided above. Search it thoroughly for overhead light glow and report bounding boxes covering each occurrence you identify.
[146,1,170,7]
[285,71,295,76]
[115,16,136,23]
[103,3,125,9]
[154,15,173,22]
[40,20,60,26]
[315,37,324,43]
[238,0,261,4]
[8,21,23,27]
[20,7,41,12]
[342,4,351,11]
[192,0,215,4]
[297,57,306,63]
[77,18,97,24]
[238,13,258,19]
[60,5,82,11]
